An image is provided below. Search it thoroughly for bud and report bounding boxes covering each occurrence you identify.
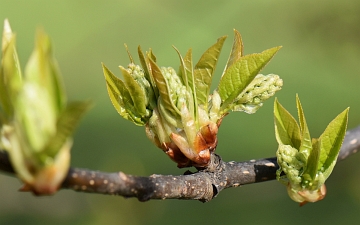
[287,183,326,206]
[232,74,283,114]
[103,30,282,168]
[274,96,348,205]
[0,20,90,195]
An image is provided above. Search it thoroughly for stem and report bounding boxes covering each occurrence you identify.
[1,125,360,202]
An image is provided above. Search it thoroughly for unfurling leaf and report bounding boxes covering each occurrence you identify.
[318,107,349,179]
[120,66,147,117]
[223,29,243,73]
[296,95,312,157]
[103,64,139,124]
[149,59,179,116]
[194,36,227,108]
[274,98,301,148]
[0,19,22,121]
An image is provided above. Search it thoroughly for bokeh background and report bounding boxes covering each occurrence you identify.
[1,0,360,224]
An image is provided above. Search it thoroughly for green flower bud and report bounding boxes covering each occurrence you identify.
[276,144,303,185]
[160,66,187,111]
[232,74,283,114]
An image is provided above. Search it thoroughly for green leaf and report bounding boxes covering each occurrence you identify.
[0,19,22,120]
[42,101,91,160]
[296,95,312,156]
[148,48,157,62]
[124,44,134,63]
[102,63,127,113]
[120,66,147,117]
[0,36,22,119]
[218,46,281,110]
[102,63,144,125]
[173,46,189,89]
[194,36,227,108]
[318,107,349,179]
[158,97,183,128]
[223,29,243,73]
[173,47,198,122]
[184,49,195,92]
[274,98,301,148]
[25,29,66,115]
[183,49,198,123]
[148,57,179,115]
[6,126,35,182]
[137,46,158,98]
[303,138,320,180]
[15,82,57,153]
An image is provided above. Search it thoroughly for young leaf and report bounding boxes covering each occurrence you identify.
[318,107,349,179]
[0,36,21,119]
[173,46,189,89]
[137,46,158,98]
[194,36,227,108]
[120,66,147,117]
[158,97,183,128]
[274,98,301,148]
[25,29,66,114]
[6,127,35,182]
[124,44,134,63]
[223,29,243,73]
[296,95,312,156]
[148,58,179,115]
[1,19,22,96]
[173,47,198,123]
[102,64,144,125]
[218,46,281,110]
[42,101,91,160]
[184,49,195,91]
[303,138,320,181]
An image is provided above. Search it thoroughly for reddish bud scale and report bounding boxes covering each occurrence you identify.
[160,122,219,168]
[163,142,192,168]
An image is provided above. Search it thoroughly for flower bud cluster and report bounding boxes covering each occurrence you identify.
[233,74,283,114]
[161,67,188,109]
[276,144,304,185]
[277,142,327,205]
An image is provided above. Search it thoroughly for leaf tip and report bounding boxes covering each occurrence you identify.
[274,97,280,108]
[124,43,134,63]
[3,18,12,34]
[172,45,180,52]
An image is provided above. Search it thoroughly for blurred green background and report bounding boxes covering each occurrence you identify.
[1,0,360,224]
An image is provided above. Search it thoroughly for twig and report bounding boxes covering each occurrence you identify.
[1,125,360,202]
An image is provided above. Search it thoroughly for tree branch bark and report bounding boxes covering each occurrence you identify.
[1,125,360,202]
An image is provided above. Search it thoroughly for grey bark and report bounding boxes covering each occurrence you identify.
[1,125,359,202]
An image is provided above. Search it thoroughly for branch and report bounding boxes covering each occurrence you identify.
[1,125,360,202]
